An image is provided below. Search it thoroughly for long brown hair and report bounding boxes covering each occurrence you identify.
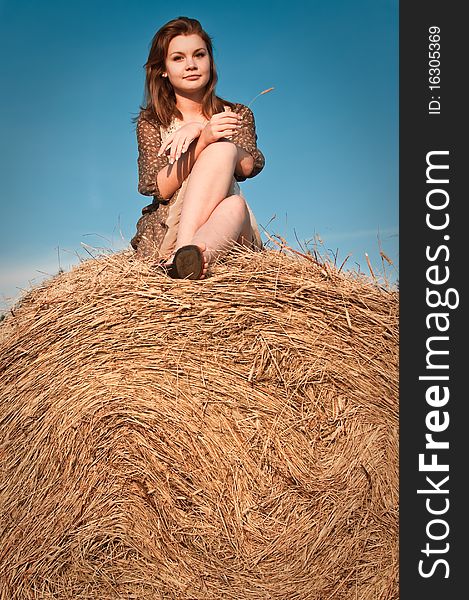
[139,16,233,127]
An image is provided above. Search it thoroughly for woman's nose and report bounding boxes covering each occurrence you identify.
[186,58,196,69]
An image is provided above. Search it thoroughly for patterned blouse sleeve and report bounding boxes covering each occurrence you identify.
[136,114,169,200]
[230,104,265,182]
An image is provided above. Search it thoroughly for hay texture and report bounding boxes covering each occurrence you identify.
[0,248,399,600]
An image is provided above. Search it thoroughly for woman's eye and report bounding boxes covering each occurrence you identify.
[172,52,205,61]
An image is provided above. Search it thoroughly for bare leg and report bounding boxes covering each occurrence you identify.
[168,195,251,279]
[174,141,239,249]
[167,141,255,278]
[192,194,252,263]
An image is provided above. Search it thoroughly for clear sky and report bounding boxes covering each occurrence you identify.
[0,0,398,309]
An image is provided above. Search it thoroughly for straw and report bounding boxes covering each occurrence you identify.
[247,87,275,108]
[0,246,398,599]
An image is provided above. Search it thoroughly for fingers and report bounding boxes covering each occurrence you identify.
[160,122,204,163]
[213,124,240,139]
[159,131,185,164]
[173,135,192,163]
[180,137,193,155]
[161,115,242,159]
[157,141,169,157]
[168,134,198,164]
[207,112,242,141]
[157,132,175,156]
[210,112,242,127]
[215,110,240,119]
[168,135,182,164]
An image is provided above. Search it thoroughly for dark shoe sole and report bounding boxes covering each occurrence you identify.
[173,245,204,280]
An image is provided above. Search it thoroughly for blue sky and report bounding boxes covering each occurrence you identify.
[0,0,398,308]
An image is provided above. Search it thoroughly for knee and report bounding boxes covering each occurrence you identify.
[200,140,237,161]
[224,194,249,218]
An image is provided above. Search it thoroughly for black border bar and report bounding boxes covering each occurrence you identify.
[400,1,465,597]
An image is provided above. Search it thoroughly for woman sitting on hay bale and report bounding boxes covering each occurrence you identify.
[131,16,265,280]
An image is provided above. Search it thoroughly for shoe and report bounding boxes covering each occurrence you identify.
[172,245,204,280]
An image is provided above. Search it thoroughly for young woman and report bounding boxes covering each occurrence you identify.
[130,16,265,279]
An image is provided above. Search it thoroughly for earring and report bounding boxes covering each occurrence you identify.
[162,73,167,78]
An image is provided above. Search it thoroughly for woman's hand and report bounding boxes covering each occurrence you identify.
[158,121,205,164]
[200,110,242,147]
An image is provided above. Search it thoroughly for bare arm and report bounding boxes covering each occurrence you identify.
[156,134,209,199]
[156,111,243,199]
[137,116,212,200]
[136,108,262,202]
[158,139,254,198]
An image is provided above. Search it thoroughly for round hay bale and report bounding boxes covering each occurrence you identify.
[0,248,398,600]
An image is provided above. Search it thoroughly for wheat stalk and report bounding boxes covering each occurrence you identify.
[247,87,274,108]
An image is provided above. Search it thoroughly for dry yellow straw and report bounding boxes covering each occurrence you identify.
[0,246,398,599]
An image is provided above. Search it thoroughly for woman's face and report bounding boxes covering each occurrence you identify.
[165,34,211,97]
